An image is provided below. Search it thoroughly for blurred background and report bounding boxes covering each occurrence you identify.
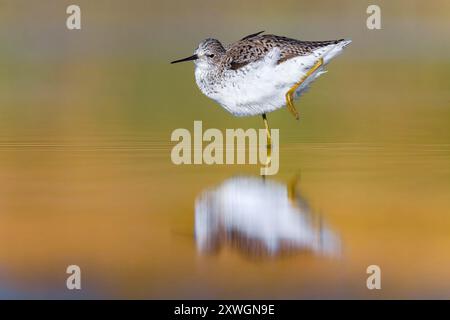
[0,0,449,298]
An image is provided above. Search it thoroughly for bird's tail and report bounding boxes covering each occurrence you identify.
[321,39,352,65]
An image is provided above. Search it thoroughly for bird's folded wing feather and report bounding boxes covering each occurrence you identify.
[225,34,340,71]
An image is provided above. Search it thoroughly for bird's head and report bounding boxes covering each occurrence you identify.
[171,38,225,70]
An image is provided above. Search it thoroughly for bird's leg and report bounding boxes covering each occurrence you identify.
[261,113,272,169]
[262,113,272,148]
[285,57,324,120]
[287,174,300,203]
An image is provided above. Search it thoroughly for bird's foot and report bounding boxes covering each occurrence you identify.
[285,91,300,120]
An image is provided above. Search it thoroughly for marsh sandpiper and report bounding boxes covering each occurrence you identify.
[171,31,351,146]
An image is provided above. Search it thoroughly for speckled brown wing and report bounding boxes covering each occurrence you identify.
[225,33,343,71]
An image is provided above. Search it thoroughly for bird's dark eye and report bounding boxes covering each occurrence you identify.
[208,54,215,58]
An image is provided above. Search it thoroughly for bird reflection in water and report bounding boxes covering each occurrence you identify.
[195,176,340,259]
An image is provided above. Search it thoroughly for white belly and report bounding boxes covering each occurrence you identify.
[196,41,349,117]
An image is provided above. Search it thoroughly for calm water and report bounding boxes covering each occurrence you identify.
[0,133,449,298]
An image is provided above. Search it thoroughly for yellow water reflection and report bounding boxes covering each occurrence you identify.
[0,140,449,299]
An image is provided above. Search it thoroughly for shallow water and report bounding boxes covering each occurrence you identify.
[0,132,449,298]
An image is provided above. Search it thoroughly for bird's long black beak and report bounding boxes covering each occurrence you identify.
[170,54,198,64]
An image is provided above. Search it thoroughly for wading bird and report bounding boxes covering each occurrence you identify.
[171,31,351,146]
